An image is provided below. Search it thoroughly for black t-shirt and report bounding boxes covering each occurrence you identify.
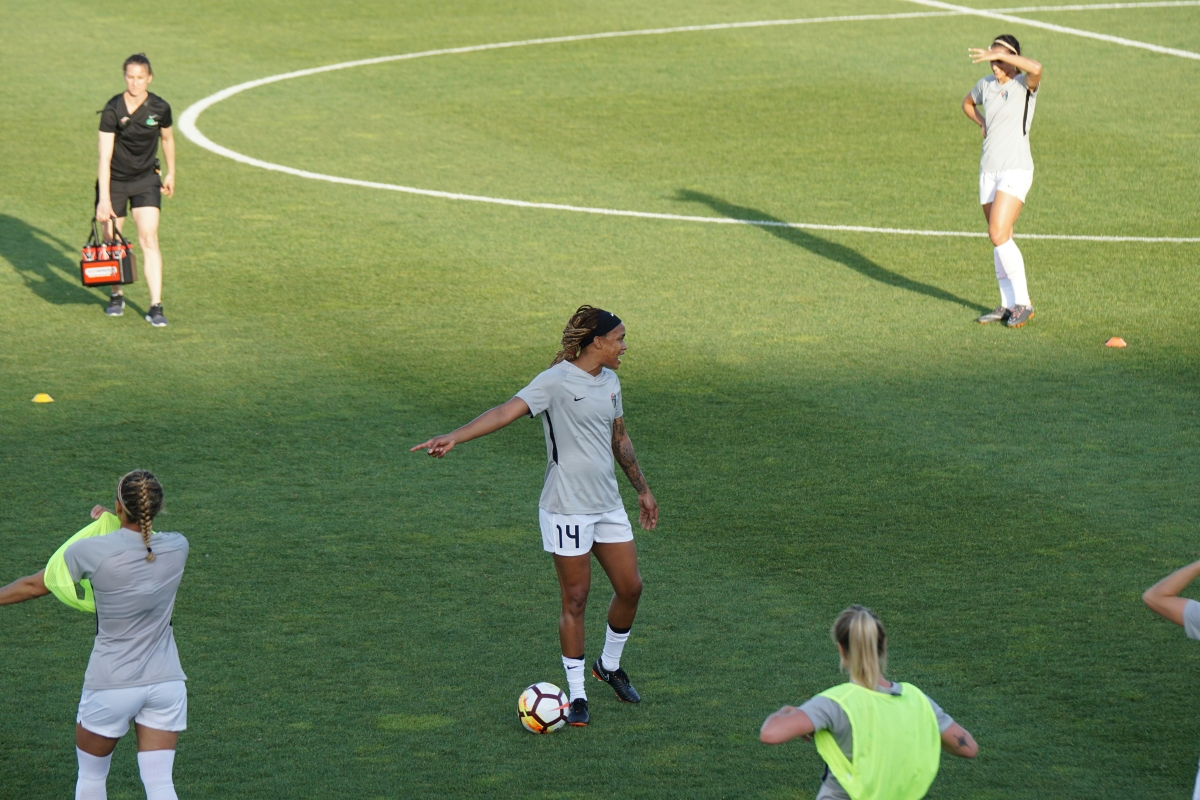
[99,92,172,182]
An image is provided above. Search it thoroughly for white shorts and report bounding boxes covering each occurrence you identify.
[77,680,187,738]
[540,507,634,556]
[980,169,1033,204]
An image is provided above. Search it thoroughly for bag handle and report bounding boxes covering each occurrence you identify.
[92,216,131,247]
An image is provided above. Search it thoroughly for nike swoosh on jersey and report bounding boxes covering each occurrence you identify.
[573,397,585,401]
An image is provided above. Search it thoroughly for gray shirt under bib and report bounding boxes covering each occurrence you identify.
[798,681,954,800]
[65,528,189,690]
[516,360,624,515]
[971,73,1038,173]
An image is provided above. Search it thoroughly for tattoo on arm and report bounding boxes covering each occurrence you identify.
[957,736,968,749]
[611,418,649,494]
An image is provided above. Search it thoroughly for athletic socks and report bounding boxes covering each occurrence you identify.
[994,238,1030,306]
[993,249,1016,308]
[75,748,111,800]
[138,749,179,800]
[601,624,631,672]
[562,655,587,702]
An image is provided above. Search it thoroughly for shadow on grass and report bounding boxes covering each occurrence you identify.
[677,190,987,312]
[0,214,104,307]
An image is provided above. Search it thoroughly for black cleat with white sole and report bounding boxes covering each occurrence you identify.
[106,293,125,316]
[592,658,641,704]
[145,304,168,327]
[566,698,589,726]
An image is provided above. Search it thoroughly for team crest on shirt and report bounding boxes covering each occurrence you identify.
[146,116,159,126]
[1000,90,1009,101]
[610,393,617,409]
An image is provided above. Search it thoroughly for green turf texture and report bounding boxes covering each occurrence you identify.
[2,0,1199,797]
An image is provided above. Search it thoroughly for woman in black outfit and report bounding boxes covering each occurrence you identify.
[96,53,175,327]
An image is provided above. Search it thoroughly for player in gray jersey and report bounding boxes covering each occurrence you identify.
[0,470,188,800]
[413,305,658,726]
[1143,558,1200,799]
[962,34,1043,328]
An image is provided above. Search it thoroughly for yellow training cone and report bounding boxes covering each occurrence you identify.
[1105,337,1127,348]
[32,393,54,403]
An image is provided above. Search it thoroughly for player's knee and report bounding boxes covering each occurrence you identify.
[562,588,589,617]
[139,232,159,250]
[620,577,643,603]
[989,226,1010,246]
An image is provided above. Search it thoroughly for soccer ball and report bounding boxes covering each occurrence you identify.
[518,682,568,734]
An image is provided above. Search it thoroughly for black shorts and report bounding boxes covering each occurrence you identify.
[95,174,161,218]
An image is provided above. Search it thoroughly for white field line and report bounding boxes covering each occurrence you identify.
[996,1,1200,10]
[905,0,1200,58]
[179,8,1200,245]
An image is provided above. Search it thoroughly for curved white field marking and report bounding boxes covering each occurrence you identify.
[906,0,1200,59]
[179,9,1200,244]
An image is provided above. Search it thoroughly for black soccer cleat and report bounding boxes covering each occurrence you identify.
[105,293,125,316]
[592,658,641,704]
[1006,304,1034,328]
[976,306,1010,324]
[145,304,168,327]
[566,698,589,727]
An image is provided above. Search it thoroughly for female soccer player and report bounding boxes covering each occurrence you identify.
[412,306,658,726]
[96,53,175,327]
[0,471,189,800]
[962,35,1043,328]
[1142,558,1200,798]
[760,606,978,800]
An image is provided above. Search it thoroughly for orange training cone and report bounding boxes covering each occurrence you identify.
[1105,337,1127,348]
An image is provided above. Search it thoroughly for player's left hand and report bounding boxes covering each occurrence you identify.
[162,174,175,198]
[90,504,114,519]
[637,491,658,530]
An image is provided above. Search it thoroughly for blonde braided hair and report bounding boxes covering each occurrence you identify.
[117,470,164,562]
[551,305,607,366]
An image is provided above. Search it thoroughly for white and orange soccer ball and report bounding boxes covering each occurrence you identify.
[517,682,568,734]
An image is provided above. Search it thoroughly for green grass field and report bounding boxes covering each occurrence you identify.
[2,0,1199,797]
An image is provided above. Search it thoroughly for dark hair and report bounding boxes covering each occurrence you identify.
[118,470,164,562]
[992,34,1021,56]
[551,305,621,366]
[123,53,153,75]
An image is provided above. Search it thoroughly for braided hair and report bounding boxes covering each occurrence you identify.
[551,305,607,366]
[117,470,164,562]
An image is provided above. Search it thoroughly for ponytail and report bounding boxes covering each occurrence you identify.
[117,470,164,562]
[551,305,607,366]
[831,605,887,690]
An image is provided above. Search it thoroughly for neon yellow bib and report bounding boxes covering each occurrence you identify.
[43,512,122,613]
[813,682,941,800]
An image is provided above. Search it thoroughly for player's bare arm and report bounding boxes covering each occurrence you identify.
[759,706,815,744]
[611,416,657,530]
[411,396,531,458]
[161,126,176,197]
[969,46,1042,91]
[0,570,49,606]
[96,131,116,223]
[1143,558,1200,626]
[961,93,985,136]
[941,723,979,758]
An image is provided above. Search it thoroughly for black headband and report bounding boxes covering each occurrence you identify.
[580,311,622,350]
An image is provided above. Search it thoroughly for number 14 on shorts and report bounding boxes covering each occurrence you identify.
[558,523,580,550]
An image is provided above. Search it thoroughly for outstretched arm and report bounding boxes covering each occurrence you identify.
[941,722,979,758]
[1143,558,1200,626]
[0,570,49,606]
[760,706,816,744]
[411,396,531,458]
[611,417,657,530]
[969,47,1043,92]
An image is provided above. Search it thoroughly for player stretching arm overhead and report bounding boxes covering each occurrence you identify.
[1143,558,1200,799]
[0,471,189,800]
[962,35,1043,329]
[413,306,658,727]
[761,606,977,800]
[96,53,176,326]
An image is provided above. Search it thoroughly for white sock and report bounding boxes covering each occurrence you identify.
[138,750,178,800]
[562,655,586,702]
[601,625,631,672]
[76,748,111,800]
[995,239,1030,306]
[993,249,1015,308]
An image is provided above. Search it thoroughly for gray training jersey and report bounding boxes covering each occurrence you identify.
[799,681,954,800]
[971,73,1038,173]
[516,360,624,515]
[65,527,189,690]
